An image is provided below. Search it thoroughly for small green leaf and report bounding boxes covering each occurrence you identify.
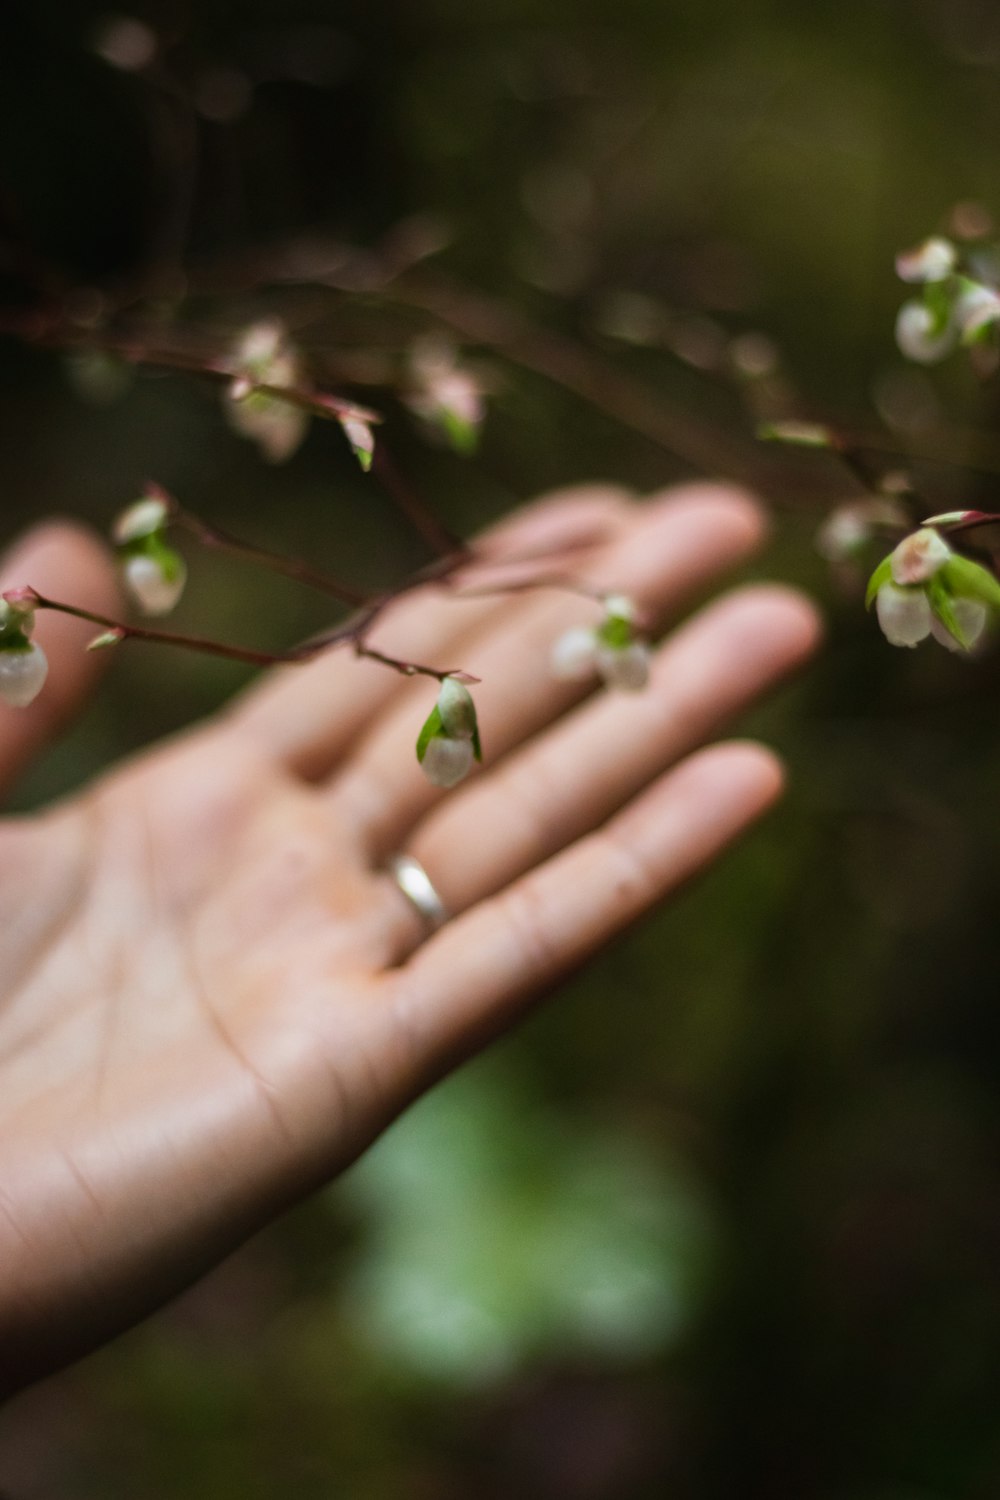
[471,722,483,763]
[941,555,1000,610]
[441,409,479,456]
[597,613,633,650]
[416,705,444,764]
[927,575,970,649]
[865,555,893,609]
[922,277,958,337]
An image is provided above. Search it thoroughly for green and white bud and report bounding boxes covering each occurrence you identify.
[0,642,48,707]
[112,494,171,545]
[122,551,187,616]
[895,300,958,363]
[225,319,309,464]
[888,527,952,585]
[416,677,483,789]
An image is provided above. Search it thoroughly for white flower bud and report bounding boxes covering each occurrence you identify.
[0,642,49,707]
[889,527,952,585]
[895,301,958,364]
[113,495,170,544]
[875,582,932,647]
[436,677,477,740]
[226,388,309,464]
[956,282,1000,340]
[551,626,598,681]
[929,597,989,653]
[123,553,187,616]
[895,237,957,284]
[595,640,652,691]
[226,321,309,463]
[421,735,474,789]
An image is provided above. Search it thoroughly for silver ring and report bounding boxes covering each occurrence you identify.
[387,853,449,932]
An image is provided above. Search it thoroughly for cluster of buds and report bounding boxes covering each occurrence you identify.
[407,338,486,455]
[894,236,1000,366]
[225,319,309,463]
[112,492,187,616]
[866,522,1000,651]
[416,677,483,788]
[551,595,651,691]
[0,590,48,707]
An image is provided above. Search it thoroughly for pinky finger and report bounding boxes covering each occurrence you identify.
[390,739,785,1086]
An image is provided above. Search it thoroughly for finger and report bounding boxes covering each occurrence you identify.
[0,521,121,796]
[389,740,785,1085]
[333,483,766,851]
[227,484,633,778]
[403,585,819,917]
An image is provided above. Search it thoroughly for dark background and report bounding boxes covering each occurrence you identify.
[1,1,999,1496]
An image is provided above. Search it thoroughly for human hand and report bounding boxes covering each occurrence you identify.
[0,483,818,1396]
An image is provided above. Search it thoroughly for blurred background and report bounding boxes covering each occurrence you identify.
[2,1,1000,1496]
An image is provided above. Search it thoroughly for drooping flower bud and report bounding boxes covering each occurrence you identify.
[815,499,908,562]
[875,581,933,647]
[551,625,599,681]
[594,595,650,692]
[112,491,187,616]
[895,237,957,284]
[0,642,49,708]
[888,527,952,585]
[341,415,375,472]
[407,338,486,454]
[929,597,988,653]
[122,552,187,616]
[225,319,309,463]
[421,735,475,789]
[416,676,483,789]
[895,300,958,363]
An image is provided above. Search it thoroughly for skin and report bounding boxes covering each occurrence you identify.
[0,483,820,1398]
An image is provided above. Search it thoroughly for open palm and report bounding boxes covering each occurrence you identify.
[0,483,818,1397]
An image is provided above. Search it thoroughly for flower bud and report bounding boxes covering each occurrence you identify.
[889,527,952,585]
[341,415,375,471]
[551,626,598,681]
[225,319,309,463]
[929,597,988,653]
[895,301,958,363]
[123,551,187,616]
[595,639,651,691]
[420,734,475,789]
[0,641,48,707]
[895,237,957,284]
[875,581,933,647]
[436,676,477,740]
[112,494,171,545]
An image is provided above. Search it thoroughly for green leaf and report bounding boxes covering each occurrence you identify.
[471,722,483,763]
[940,555,1000,610]
[597,613,633,649]
[927,575,970,649]
[865,555,893,609]
[0,628,31,653]
[441,409,479,456]
[416,705,444,764]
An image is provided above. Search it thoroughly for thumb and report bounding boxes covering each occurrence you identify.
[0,520,122,797]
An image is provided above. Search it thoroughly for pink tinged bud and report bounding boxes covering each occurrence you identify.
[1,589,38,632]
[123,554,187,616]
[0,642,48,707]
[112,495,171,544]
[596,640,652,691]
[956,283,1000,340]
[895,301,958,363]
[929,597,989,653]
[551,626,598,681]
[889,528,952,585]
[420,735,474,789]
[232,318,288,373]
[341,415,375,471]
[895,237,957,284]
[875,582,932,647]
